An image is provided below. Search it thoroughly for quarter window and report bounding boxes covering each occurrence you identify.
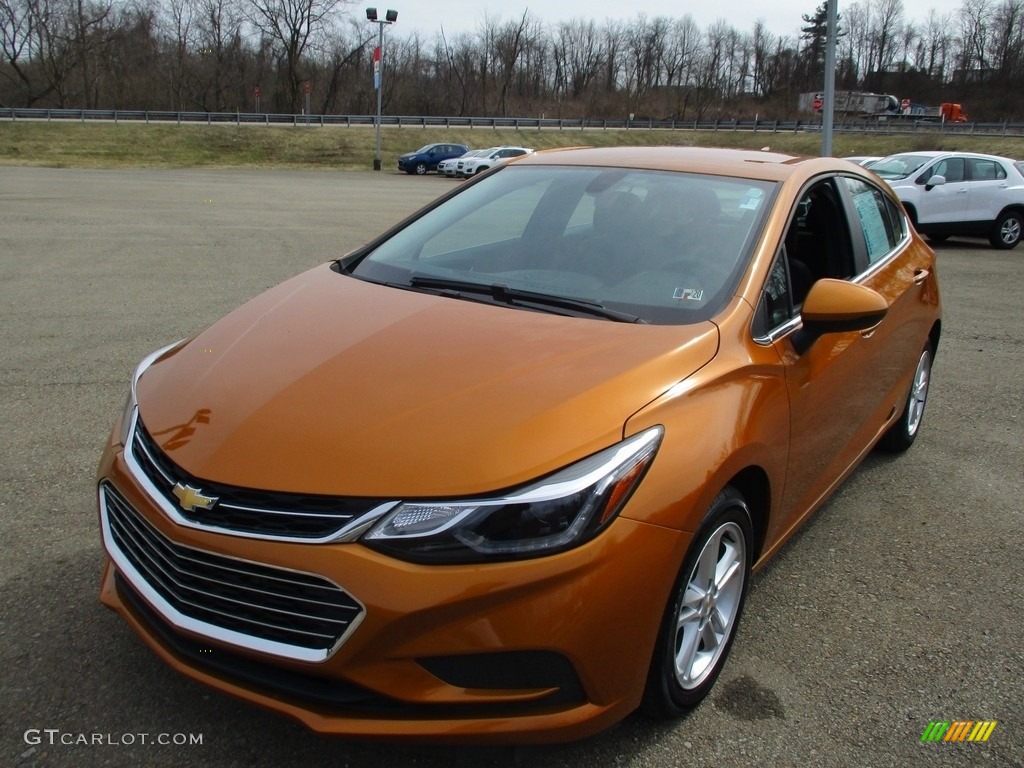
[761,255,793,331]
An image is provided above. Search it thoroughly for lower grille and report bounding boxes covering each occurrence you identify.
[115,572,400,711]
[101,483,363,661]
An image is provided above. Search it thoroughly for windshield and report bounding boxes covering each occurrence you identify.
[345,165,776,325]
[870,154,936,180]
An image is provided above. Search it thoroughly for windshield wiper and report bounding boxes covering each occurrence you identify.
[406,275,646,324]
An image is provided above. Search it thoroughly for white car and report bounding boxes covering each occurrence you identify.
[442,149,488,178]
[454,147,498,178]
[458,146,534,177]
[436,157,460,177]
[871,151,1024,249]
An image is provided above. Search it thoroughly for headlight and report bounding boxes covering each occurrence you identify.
[362,426,663,563]
[118,340,186,446]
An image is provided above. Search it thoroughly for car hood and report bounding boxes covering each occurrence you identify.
[135,264,719,497]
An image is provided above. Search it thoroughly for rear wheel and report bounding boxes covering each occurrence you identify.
[641,487,752,717]
[878,341,932,452]
[989,210,1022,249]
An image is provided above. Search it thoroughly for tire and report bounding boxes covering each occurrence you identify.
[989,210,1022,249]
[877,341,933,453]
[474,166,489,175]
[641,487,752,718]
[414,162,428,175]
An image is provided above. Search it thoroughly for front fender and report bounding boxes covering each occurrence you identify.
[621,320,789,536]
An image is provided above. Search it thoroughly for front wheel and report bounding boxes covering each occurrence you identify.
[641,487,752,718]
[877,341,933,452]
[989,210,1022,249]
[414,162,428,175]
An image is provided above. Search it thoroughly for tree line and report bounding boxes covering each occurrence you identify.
[2,0,1023,121]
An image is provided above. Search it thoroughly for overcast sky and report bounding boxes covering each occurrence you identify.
[382,0,967,41]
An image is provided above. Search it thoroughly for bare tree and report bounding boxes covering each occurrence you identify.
[915,9,953,80]
[868,0,904,86]
[489,10,535,117]
[552,18,603,102]
[246,0,348,112]
[194,0,246,110]
[160,0,196,109]
[990,0,1024,81]
[956,0,993,78]
[437,27,480,115]
[0,0,42,104]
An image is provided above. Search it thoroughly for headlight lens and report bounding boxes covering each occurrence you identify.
[118,340,186,446]
[362,426,663,563]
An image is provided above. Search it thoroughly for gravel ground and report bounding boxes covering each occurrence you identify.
[0,166,1021,768]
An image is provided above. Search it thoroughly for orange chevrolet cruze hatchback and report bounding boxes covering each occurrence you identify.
[98,147,941,743]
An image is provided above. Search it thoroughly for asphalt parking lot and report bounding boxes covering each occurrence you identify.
[0,166,1021,768]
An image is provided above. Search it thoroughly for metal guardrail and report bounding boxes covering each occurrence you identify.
[2,107,1023,137]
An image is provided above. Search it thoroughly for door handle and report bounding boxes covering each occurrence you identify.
[914,268,930,284]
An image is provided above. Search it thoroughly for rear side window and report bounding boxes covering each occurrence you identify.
[842,177,904,265]
[968,158,1006,181]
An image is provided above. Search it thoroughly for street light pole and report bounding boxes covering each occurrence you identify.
[367,8,397,171]
[822,0,838,157]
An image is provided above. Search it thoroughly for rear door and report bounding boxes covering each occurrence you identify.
[963,156,1011,222]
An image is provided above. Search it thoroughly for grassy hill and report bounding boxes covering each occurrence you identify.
[2,120,1023,169]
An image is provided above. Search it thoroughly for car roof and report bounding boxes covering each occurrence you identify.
[883,150,1015,162]
[515,146,826,182]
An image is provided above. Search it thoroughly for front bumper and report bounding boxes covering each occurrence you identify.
[97,441,688,743]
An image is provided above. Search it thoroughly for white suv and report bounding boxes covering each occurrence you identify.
[458,146,534,177]
[872,151,1024,249]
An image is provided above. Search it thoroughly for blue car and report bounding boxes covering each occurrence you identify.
[397,143,469,175]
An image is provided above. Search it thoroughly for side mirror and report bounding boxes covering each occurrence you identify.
[924,174,946,190]
[792,279,888,354]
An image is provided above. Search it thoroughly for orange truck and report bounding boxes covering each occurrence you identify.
[939,103,969,122]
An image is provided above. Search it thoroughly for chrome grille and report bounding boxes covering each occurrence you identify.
[129,416,383,540]
[101,483,363,657]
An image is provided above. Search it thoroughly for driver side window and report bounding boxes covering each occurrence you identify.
[754,178,856,338]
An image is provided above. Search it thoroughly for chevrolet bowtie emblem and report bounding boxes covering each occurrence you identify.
[172,483,218,513]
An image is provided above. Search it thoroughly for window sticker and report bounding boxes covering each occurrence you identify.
[851,188,890,258]
[739,188,764,211]
[673,287,705,301]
